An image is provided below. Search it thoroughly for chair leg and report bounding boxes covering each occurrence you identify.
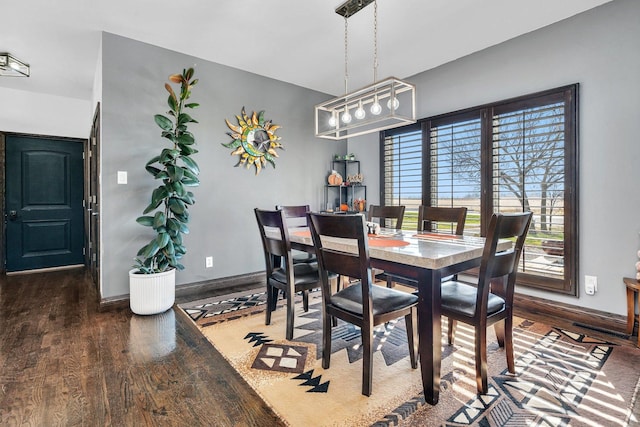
[386,275,394,288]
[361,323,374,396]
[504,316,515,375]
[285,288,295,341]
[302,290,309,312]
[475,326,488,394]
[447,318,457,345]
[405,309,418,369]
[265,284,274,326]
[494,320,505,348]
[269,287,279,312]
[322,313,333,369]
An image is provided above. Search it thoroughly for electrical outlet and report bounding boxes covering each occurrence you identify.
[585,275,597,295]
[205,256,213,268]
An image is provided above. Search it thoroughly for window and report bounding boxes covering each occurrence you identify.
[382,85,578,295]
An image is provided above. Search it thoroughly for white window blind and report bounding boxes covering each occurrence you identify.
[383,127,422,230]
[428,117,482,236]
[492,102,566,281]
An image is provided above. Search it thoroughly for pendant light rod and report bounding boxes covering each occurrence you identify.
[315,0,416,140]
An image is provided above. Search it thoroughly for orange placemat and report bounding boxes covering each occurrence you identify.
[367,238,410,247]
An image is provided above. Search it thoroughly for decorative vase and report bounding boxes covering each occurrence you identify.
[129,268,175,315]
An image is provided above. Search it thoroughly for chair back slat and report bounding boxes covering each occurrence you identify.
[254,208,291,271]
[418,206,467,235]
[476,212,532,316]
[367,205,405,230]
[277,205,311,227]
[308,213,373,310]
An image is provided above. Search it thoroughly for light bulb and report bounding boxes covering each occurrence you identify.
[342,110,352,124]
[328,114,337,127]
[387,97,400,110]
[370,97,382,115]
[354,102,366,120]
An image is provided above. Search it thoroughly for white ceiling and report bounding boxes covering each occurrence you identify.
[0,0,612,102]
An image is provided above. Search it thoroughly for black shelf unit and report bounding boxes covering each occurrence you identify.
[324,160,366,213]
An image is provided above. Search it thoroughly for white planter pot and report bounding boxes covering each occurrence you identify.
[129,268,175,315]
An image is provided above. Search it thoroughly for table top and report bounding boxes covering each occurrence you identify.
[285,227,511,270]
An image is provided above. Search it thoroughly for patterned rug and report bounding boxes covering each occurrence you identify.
[180,290,640,427]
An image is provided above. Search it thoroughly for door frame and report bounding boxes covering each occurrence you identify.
[1,132,88,274]
[85,103,101,292]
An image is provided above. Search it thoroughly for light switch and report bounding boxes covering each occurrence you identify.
[117,171,128,184]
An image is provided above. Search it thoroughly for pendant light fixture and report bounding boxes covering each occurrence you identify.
[0,53,30,77]
[314,0,415,140]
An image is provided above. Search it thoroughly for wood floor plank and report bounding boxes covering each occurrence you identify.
[0,269,284,426]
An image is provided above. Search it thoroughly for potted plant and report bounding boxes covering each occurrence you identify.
[129,67,200,315]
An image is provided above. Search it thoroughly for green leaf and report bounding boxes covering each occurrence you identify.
[160,148,180,163]
[168,94,177,111]
[168,198,186,215]
[177,133,195,145]
[154,114,173,131]
[153,211,166,229]
[146,155,161,166]
[171,233,183,246]
[179,144,197,156]
[136,216,155,226]
[151,186,169,206]
[167,165,184,182]
[142,199,162,214]
[156,232,170,248]
[172,180,186,197]
[178,113,195,126]
[165,239,175,255]
[185,103,199,108]
[181,156,200,174]
[179,191,195,205]
[173,211,189,224]
[138,239,160,258]
[155,171,169,180]
[145,165,161,177]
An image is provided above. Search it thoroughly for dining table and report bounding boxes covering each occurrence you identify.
[283,222,512,405]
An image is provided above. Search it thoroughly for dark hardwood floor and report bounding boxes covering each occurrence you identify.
[0,268,284,426]
[1,268,636,426]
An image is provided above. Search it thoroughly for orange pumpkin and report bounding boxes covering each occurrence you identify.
[328,172,343,186]
[340,204,349,212]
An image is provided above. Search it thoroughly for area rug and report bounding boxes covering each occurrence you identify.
[180,290,640,427]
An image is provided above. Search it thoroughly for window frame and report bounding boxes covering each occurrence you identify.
[381,84,578,295]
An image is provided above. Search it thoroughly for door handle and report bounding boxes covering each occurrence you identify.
[92,212,99,216]
[8,210,17,221]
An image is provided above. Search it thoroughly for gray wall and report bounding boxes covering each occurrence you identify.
[101,33,345,299]
[349,0,640,315]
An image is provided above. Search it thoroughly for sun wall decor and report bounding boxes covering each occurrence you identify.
[222,107,283,174]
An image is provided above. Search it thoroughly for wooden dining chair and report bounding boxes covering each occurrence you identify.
[254,208,326,340]
[367,205,405,230]
[418,206,467,235]
[307,212,418,396]
[276,205,316,264]
[386,205,469,288]
[441,211,532,394]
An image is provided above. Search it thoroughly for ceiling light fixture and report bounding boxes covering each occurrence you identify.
[315,0,415,140]
[0,53,30,77]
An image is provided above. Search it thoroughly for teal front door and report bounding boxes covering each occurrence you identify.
[5,136,85,272]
